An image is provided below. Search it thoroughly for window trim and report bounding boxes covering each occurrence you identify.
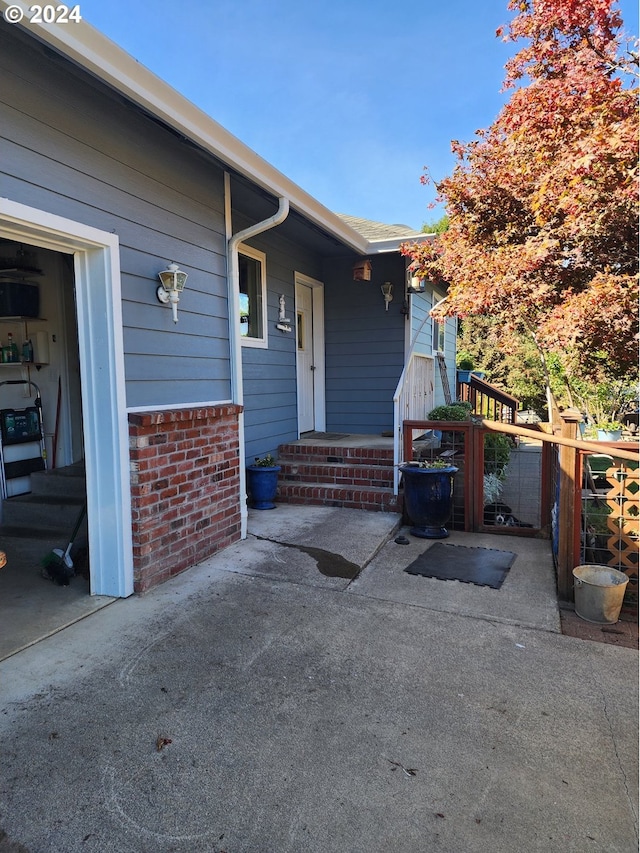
[238,243,268,349]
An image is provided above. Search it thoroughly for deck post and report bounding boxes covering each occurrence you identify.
[557,409,583,601]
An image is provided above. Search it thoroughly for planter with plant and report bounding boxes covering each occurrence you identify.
[428,402,473,422]
[596,421,623,442]
[425,401,472,450]
[246,453,281,510]
[400,459,459,539]
[456,353,475,384]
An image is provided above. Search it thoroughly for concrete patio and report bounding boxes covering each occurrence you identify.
[0,505,637,852]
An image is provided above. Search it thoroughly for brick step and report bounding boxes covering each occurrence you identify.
[279,460,394,488]
[278,443,394,466]
[276,481,400,513]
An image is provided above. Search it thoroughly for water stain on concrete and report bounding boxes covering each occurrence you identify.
[255,536,360,579]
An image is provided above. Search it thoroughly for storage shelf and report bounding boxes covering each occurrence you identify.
[0,362,44,368]
[0,268,43,278]
[0,316,45,322]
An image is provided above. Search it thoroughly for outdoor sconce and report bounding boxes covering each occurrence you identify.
[157,262,188,323]
[353,259,372,281]
[406,264,426,294]
[381,282,393,311]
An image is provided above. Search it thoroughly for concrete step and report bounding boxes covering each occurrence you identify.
[29,463,86,499]
[276,481,400,513]
[1,493,85,532]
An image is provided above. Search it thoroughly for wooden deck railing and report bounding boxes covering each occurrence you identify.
[400,412,639,610]
[457,375,519,423]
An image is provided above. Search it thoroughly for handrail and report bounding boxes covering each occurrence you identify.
[393,352,421,494]
[392,358,410,495]
[392,296,448,495]
[470,375,519,407]
[480,418,639,462]
[459,375,518,423]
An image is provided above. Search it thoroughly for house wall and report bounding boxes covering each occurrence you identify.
[0,22,242,591]
[0,22,232,409]
[411,289,457,407]
[322,253,406,434]
[238,225,324,462]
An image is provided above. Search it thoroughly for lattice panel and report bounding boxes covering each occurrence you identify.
[604,464,639,580]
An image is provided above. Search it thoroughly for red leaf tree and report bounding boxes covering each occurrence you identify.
[404,0,638,400]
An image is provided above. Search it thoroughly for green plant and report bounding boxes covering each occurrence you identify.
[483,472,504,505]
[483,432,512,476]
[252,454,278,467]
[406,458,456,469]
[456,351,474,371]
[597,420,622,432]
[428,402,472,421]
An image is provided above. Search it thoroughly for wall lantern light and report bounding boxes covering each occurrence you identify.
[157,262,188,323]
[406,276,426,294]
[353,259,372,281]
[381,281,394,311]
[406,264,426,294]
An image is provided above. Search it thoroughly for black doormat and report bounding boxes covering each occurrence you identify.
[404,542,517,589]
[301,432,349,441]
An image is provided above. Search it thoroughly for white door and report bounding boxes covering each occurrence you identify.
[295,275,325,435]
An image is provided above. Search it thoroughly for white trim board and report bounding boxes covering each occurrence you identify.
[127,399,234,414]
[0,198,134,598]
[294,272,325,434]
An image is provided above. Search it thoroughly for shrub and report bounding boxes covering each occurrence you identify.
[483,432,512,476]
[428,402,472,421]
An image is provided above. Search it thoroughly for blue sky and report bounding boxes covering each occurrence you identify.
[78,0,638,231]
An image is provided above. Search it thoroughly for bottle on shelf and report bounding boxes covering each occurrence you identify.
[22,339,34,363]
[7,333,19,364]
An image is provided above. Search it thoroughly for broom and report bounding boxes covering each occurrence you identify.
[41,502,86,586]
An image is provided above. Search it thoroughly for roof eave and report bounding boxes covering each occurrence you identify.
[4,8,369,254]
[364,233,435,255]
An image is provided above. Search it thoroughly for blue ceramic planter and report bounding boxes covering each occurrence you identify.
[400,464,458,539]
[597,429,622,442]
[247,465,281,509]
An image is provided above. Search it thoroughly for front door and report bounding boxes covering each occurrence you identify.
[295,275,325,434]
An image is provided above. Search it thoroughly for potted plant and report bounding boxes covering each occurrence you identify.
[427,401,473,446]
[428,402,473,422]
[596,421,623,442]
[246,453,281,509]
[456,353,474,384]
[399,459,459,539]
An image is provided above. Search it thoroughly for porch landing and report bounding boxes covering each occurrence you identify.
[291,432,394,449]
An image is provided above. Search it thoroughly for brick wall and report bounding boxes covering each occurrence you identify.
[129,405,242,592]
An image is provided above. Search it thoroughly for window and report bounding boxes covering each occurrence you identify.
[239,245,267,347]
[432,292,445,353]
[433,317,445,353]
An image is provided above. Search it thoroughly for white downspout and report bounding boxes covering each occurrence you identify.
[225,172,290,538]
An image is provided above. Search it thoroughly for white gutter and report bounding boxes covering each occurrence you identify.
[225,175,289,538]
[365,233,435,254]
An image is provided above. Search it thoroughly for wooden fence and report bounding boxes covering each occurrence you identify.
[401,411,639,610]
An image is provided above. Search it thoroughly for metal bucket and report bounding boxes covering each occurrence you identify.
[572,565,629,624]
